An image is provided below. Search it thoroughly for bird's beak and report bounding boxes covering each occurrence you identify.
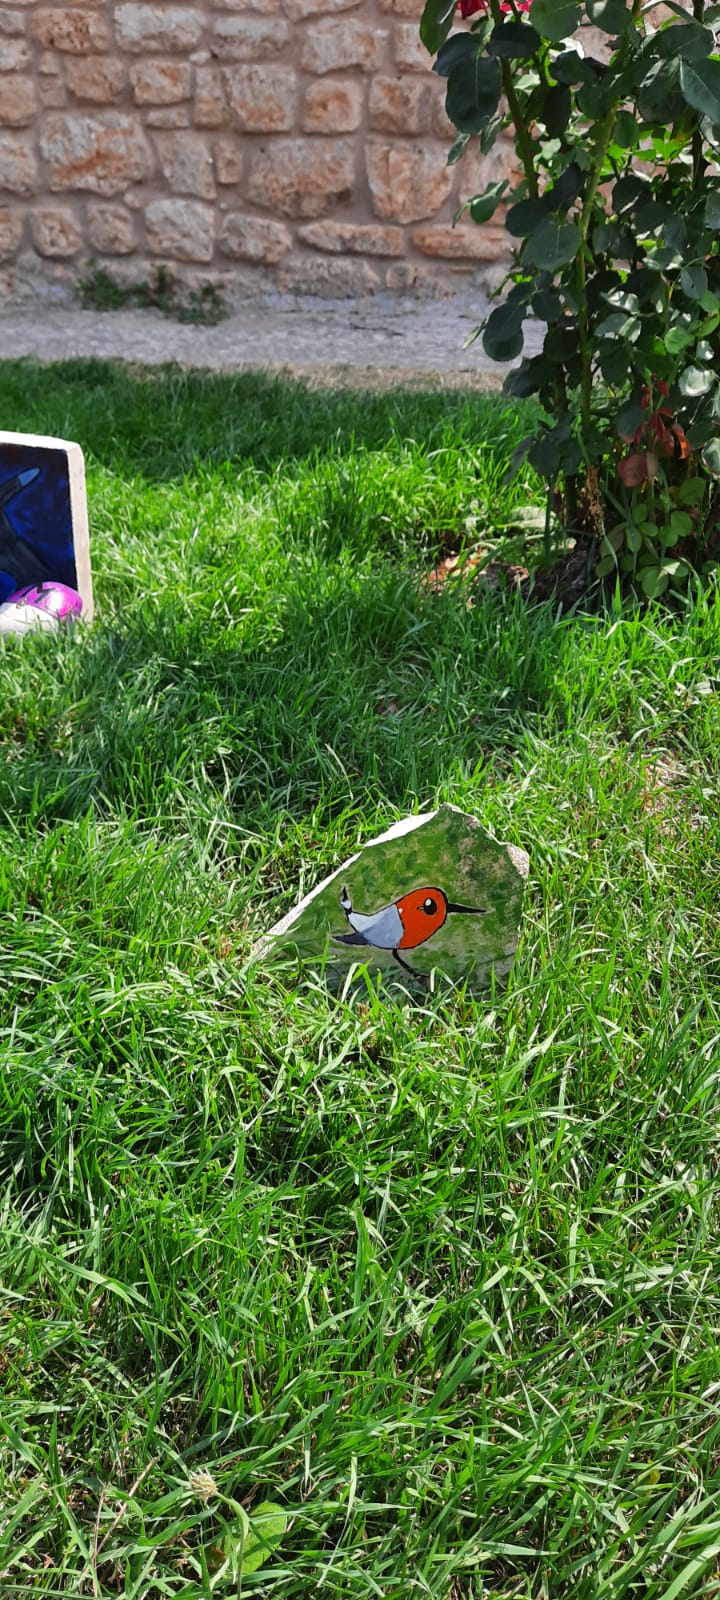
[446,902,485,916]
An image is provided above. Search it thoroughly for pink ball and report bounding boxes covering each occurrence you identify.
[0,581,83,636]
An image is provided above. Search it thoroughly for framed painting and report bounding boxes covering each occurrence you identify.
[0,431,93,618]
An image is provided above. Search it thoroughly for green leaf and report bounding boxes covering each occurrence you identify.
[542,82,572,135]
[483,300,525,361]
[447,132,470,165]
[680,264,708,300]
[638,57,683,123]
[577,79,613,119]
[505,196,550,237]
[420,0,458,54]
[503,354,555,396]
[616,400,644,436]
[640,564,669,597]
[679,57,720,122]
[523,218,580,271]
[665,324,694,354]
[670,509,693,539]
[543,322,580,361]
[434,34,477,77]
[613,174,648,215]
[679,365,714,396]
[677,475,706,505]
[702,436,720,473]
[655,20,714,59]
[532,286,564,319]
[530,0,581,42]
[468,179,510,223]
[446,52,502,133]
[586,0,634,34]
[488,20,541,56]
[549,161,582,209]
[220,1502,287,1579]
[551,48,596,84]
[613,110,639,147]
[595,310,641,342]
[704,192,720,229]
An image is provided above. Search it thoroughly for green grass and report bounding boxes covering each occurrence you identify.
[1,359,720,1599]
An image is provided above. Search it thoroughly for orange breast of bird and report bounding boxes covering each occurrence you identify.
[396,887,448,950]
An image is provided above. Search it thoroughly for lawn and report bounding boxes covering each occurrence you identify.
[1,359,720,1600]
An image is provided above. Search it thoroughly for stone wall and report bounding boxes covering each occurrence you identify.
[0,1,518,303]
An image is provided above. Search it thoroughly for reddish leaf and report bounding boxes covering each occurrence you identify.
[618,452,651,486]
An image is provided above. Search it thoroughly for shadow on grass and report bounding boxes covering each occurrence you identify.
[0,358,539,480]
[0,569,581,836]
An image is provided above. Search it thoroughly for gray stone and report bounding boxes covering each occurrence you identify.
[256,804,528,988]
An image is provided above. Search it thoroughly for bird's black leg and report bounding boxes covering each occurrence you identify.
[392,947,423,980]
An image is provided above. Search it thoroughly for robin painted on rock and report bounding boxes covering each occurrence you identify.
[335,883,485,976]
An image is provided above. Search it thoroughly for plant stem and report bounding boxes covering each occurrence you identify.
[574,0,645,442]
[501,62,538,197]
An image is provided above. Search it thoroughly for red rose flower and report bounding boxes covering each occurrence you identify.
[459,0,532,14]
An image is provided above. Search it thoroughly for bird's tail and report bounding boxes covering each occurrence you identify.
[340,884,353,918]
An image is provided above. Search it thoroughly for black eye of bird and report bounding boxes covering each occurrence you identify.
[423,897,437,915]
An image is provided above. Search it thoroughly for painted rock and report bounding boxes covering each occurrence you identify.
[256,804,529,989]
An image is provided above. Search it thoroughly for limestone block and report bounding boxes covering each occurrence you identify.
[0,75,35,124]
[87,202,136,253]
[214,136,243,184]
[154,131,216,199]
[194,65,227,126]
[32,8,112,52]
[0,206,23,257]
[300,19,388,74]
[369,75,434,135]
[247,138,354,219]
[144,197,214,261]
[378,0,423,13]
[223,64,296,131]
[432,88,455,139]
[219,212,291,262]
[283,0,361,15]
[459,139,520,199]
[38,76,67,108]
[394,22,435,71]
[65,56,127,104]
[114,6,205,52]
[302,79,362,133]
[278,254,382,294]
[0,14,28,37]
[210,15,288,60]
[413,223,510,260]
[257,805,528,989]
[31,205,83,256]
[40,113,154,194]
[216,0,280,9]
[366,141,454,223]
[131,61,192,104]
[0,131,37,192]
[146,107,191,127]
[0,36,30,68]
[385,260,454,293]
[298,220,402,256]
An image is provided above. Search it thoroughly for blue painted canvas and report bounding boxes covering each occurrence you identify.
[0,434,93,616]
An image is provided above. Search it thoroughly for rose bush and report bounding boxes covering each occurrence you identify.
[420,0,720,596]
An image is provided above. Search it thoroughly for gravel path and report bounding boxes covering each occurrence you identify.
[0,292,542,387]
